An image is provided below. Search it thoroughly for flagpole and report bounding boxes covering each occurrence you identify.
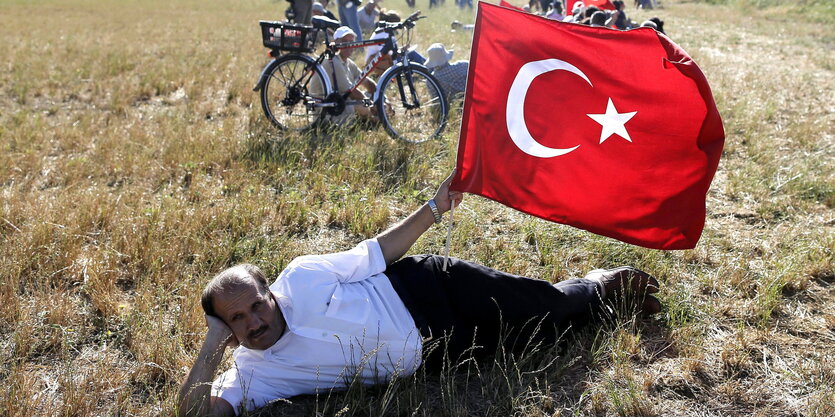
[442,199,455,272]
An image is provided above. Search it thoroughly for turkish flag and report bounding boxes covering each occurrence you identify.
[566,0,615,12]
[452,3,724,250]
[584,0,616,11]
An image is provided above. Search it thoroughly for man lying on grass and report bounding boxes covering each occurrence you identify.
[177,174,662,416]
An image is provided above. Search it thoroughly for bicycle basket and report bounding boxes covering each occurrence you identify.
[259,21,317,52]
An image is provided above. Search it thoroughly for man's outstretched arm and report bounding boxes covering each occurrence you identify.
[177,316,236,417]
[377,172,463,265]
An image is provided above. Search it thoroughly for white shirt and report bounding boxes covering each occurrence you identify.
[364,31,389,64]
[211,239,422,414]
[546,11,564,21]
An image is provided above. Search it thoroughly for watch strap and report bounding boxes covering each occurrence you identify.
[427,199,442,224]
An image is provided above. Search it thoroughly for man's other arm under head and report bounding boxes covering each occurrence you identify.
[177,316,237,417]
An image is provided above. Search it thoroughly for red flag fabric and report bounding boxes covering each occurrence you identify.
[584,0,616,11]
[452,3,724,250]
[499,0,526,11]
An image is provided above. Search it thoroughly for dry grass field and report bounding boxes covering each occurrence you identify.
[1,0,833,415]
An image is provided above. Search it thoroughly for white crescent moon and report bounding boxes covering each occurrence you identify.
[506,59,593,158]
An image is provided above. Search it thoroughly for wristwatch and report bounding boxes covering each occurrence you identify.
[427,199,442,224]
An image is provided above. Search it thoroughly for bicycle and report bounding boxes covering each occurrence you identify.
[253,12,449,143]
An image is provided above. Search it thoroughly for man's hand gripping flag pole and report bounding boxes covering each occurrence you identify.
[442,199,456,272]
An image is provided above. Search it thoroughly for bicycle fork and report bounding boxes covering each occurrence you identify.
[395,69,422,110]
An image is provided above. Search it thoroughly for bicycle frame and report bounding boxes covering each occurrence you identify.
[252,36,389,96]
[325,33,433,109]
[260,14,427,100]
[256,12,447,141]
[319,36,393,101]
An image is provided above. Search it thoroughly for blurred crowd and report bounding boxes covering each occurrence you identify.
[538,0,665,32]
[452,0,665,33]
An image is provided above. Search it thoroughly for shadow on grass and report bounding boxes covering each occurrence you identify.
[240,119,433,199]
[239,122,350,168]
[243,313,673,417]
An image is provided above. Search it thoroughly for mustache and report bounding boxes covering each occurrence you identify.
[248,325,268,339]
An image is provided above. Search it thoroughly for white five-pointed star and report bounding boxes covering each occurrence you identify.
[586,98,638,144]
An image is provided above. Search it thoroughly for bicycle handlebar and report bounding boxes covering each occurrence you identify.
[374,10,424,33]
[404,10,422,22]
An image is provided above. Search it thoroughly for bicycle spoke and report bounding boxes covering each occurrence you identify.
[290,59,307,84]
[287,59,298,79]
[260,56,328,131]
[270,70,286,87]
[419,96,442,107]
[377,66,448,143]
[278,62,295,85]
[272,63,295,88]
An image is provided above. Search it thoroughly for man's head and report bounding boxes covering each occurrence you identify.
[571,1,585,16]
[201,264,284,350]
[334,26,357,60]
[648,16,665,34]
[312,2,326,16]
[590,11,608,27]
[379,10,401,23]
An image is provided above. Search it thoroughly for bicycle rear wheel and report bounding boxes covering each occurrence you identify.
[376,65,448,144]
[260,54,329,131]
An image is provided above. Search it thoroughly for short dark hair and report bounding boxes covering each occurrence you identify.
[201,264,270,318]
[649,17,665,34]
[590,11,607,26]
[379,10,401,22]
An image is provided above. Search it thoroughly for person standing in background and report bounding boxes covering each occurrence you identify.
[293,0,314,25]
[338,0,364,41]
[357,0,383,38]
[318,0,339,20]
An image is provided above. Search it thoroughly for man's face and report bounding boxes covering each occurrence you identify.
[337,34,356,60]
[213,279,283,350]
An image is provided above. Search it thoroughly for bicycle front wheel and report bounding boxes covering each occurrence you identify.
[260,54,329,132]
[376,65,448,144]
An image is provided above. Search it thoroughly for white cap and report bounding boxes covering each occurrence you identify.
[333,26,356,40]
[425,43,453,69]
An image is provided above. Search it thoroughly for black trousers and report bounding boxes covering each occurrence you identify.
[385,255,603,369]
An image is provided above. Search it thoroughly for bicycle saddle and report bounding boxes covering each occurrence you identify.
[311,16,341,30]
